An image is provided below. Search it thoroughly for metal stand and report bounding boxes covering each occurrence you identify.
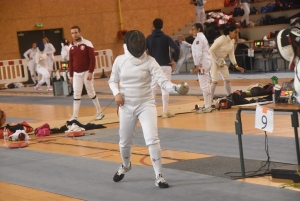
[99,69,108,78]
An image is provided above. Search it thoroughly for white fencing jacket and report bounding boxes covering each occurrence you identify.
[108,44,176,114]
[61,44,70,61]
[23,48,37,61]
[191,32,210,66]
[209,35,237,65]
[35,49,48,68]
[44,43,56,60]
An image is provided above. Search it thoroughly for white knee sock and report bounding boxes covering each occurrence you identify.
[92,96,102,113]
[202,88,212,108]
[120,146,131,168]
[162,93,169,114]
[211,82,217,99]
[73,100,81,118]
[224,81,231,95]
[148,143,162,177]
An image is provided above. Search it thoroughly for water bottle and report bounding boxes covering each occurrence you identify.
[3,127,8,145]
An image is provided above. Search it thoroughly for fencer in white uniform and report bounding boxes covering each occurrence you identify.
[23,42,37,84]
[108,30,179,188]
[61,38,70,61]
[209,24,244,99]
[289,28,300,103]
[60,38,71,82]
[43,37,56,71]
[239,0,250,28]
[190,0,206,25]
[191,23,212,113]
[172,36,192,74]
[34,43,52,91]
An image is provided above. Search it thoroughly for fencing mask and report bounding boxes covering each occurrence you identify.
[124,30,146,58]
[176,82,189,95]
[276,29,293,63]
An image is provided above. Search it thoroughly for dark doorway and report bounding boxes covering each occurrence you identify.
[17,28,64,59]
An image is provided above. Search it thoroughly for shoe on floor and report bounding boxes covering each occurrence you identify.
[162,111,175,119]
[34,86,42,91]
[155,174,169,188]
[47,87,53,91]
[113,163,132,182]
[196,106,213,114]
[95,112,105,120]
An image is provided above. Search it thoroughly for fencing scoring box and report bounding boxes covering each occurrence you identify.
[60,61,69,70]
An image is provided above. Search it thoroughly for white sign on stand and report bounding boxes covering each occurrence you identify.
[255,105,274,133]
[248,48,254,57]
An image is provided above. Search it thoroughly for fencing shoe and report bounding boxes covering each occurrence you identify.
[161,111,175,119]
[196,106,213,114]
[34,86,42,91]
[155,174,169,188]
[113,163,132,182]
[95,112,105,120]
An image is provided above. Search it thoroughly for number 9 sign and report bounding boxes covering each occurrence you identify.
[255,105,274,133]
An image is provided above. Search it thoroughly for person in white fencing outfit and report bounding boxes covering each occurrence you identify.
[43,37,56,71]
[238,0,250,28]
[172,35,192,74]
[209,24,244,99]
[190,0,206,25]
[60,38,71,82]
[191,23,213,113]
[34,43,53,91]
[68,25,104,121]
[61,38,71,62]
[289,28,300,103]
[108,30,185,188]
[23,42,38,84]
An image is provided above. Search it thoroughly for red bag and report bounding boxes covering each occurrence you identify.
[20,121,33,133]
[224,0,237,7]
[35,123,51,137]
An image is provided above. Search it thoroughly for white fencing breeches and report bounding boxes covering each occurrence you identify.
[118,100,160,148]
[195,6,206,24]
[210,59,231,97]
[36,66,50,87]
[151,66,172,114]
[210,60,230,83]
[72,71,97,99]
[197,59,212,108]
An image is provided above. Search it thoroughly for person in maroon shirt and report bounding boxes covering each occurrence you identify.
[68,25,104,121]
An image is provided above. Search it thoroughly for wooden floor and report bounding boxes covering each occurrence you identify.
[1,86,300,199]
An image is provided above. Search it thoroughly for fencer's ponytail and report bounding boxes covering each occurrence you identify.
[193,23,203,33]
[223,24,238,36]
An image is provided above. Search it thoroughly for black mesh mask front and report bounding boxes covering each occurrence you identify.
[124,30,146,58]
